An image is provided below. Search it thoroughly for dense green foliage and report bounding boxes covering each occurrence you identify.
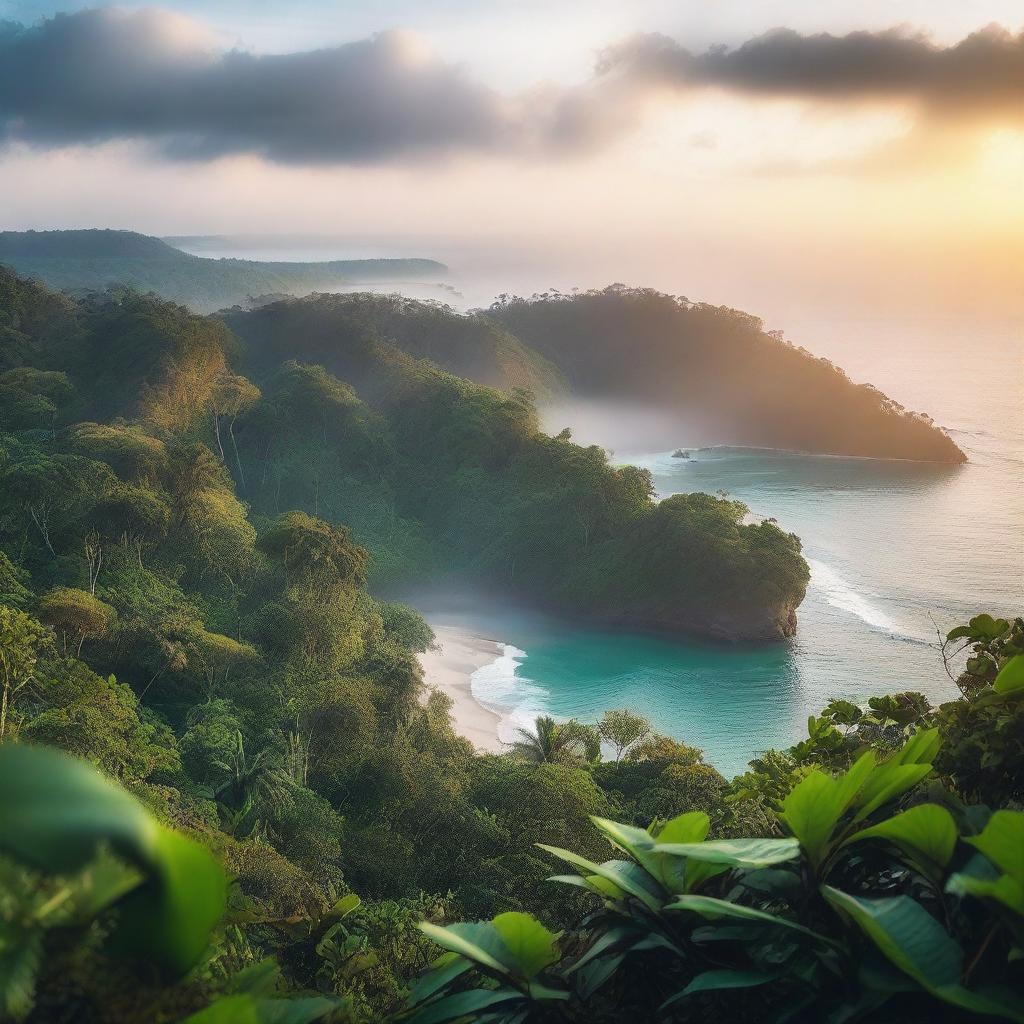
[489,286,966,463]
[0,266,807,639]
[224,300,807,638]
[221,293,564,400]
[0,230,446,313]
[0,266,1015,1022]
[1,610,1018,1022]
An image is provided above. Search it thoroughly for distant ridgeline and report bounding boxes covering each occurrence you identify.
[0,266,809,641]
[0,229,448,312]
[1,231,964,463]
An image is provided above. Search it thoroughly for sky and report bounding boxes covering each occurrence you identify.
[1,1,1022,321]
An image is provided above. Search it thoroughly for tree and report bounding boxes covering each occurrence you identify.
[508,715,600,766]
[624,732,703,764]
[0,552,31,609]
[182,624,260,695]
[0,449,111,557]
[259,511,369,591]
[0,606,51,739]
[212,730,296,817]
[97,482,172,565]
[0,367,73,433]
[67,422,168,482]
[597,708,652,760]
[37,587,116,656]
[209,372,261,490]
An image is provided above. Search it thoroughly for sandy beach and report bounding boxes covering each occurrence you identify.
[418,624,507,753]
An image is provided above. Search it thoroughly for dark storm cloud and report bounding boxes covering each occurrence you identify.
[0,8,520,161]
[0,9,1021,166]
[599,25,1024,115]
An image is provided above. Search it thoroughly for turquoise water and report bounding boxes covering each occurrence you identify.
[422,319,1023,778]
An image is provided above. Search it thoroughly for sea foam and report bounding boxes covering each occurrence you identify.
[807,557,898,632]
[470,643,549,745]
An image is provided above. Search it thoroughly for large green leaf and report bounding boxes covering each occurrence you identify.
[574,952,625,1000]
[951,811,1024,917]
[667,894,836,946]
[0,744,156,871]
[406,988,522,1024]
[966,810,1024,882]
[490,912,560,979]
[590,817,655,859]
[895,727,942,768]
[851,729,940,822]
[845,804,957,876]
[660,969,777,1013]
[994,655,1024,695]
[654,838,800,869]
[654,811,711,845]
[589,813,713,895]
[588,817,669,888]
[822,887,1024,1021]
[110,826,228,973]
[947,873,1024,916]
[679,969,776,996]
[0,744,225,976]
[822,887,960,986]
[418,921,516,977]
[651,811,713,892]
[565,928,633,974]
[852,764,933,822]
[180,994,338,1024]
[536,845,663,910]
[408,953,473,1007]
[546,873,624,899]
[781,753,875,868]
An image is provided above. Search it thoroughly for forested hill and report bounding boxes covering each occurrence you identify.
[0,229,448,312]
[0,266,808,642]
[486,287,967,463]
[219,291,565,400]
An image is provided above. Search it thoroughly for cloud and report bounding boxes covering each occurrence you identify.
[0,9,524,161]
[600,24,1024,117]
[0,9,1021,167]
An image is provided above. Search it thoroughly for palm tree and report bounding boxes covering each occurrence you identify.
[213,730,296,813]
[508,715,600,765]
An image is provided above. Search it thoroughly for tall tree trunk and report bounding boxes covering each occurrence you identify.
[212,409,225,460]
[229,416,246,491]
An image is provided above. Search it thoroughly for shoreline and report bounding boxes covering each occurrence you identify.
[418,624,507,754]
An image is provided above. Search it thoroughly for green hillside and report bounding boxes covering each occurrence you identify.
[488,287,967,463]
[220,291,566,402]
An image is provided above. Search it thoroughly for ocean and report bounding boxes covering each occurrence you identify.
[420,317,1023,777]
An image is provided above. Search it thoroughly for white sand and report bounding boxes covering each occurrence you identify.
[418,624,507,753]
